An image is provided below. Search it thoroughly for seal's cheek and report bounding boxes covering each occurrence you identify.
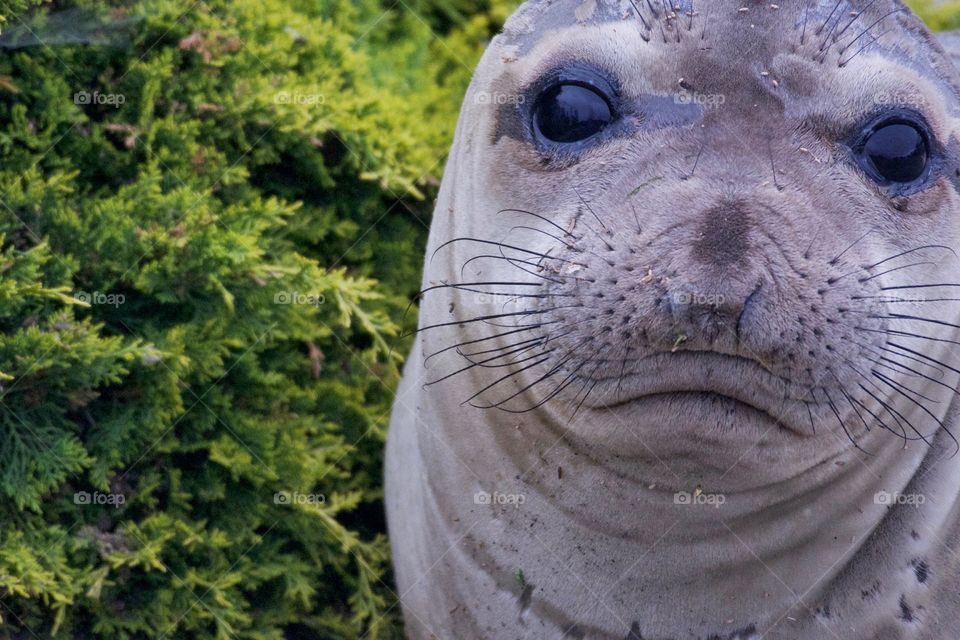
[886,178,957,217]
[482,132,642,218]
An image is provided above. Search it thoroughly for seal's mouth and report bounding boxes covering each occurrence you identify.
[585,351,815,434]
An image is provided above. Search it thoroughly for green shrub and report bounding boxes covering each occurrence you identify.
[909,0,960,30]
[0,1,511,637]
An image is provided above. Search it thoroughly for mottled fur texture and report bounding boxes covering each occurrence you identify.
[386,2,960,638]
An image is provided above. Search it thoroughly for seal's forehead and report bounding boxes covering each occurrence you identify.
[500,0,915,54]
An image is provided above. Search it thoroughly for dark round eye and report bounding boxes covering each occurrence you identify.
[533,83,614,144]
[862,121,929,184]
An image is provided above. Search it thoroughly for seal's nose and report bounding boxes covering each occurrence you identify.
[665,281,764,345]
[692,201,751,269]
[658,199,764,344]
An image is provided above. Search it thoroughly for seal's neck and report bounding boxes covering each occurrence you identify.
[442,394,960,635]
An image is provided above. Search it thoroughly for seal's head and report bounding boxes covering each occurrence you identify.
[421,0,960,481]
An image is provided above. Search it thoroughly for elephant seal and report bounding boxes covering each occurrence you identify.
[385,2,960,638]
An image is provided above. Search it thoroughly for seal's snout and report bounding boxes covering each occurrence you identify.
[665,280,764,346]
[660,198,762,344]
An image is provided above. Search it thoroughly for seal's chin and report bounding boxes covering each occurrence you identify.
[585,351,815,436]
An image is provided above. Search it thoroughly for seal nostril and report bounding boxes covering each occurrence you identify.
[736,282,764,339]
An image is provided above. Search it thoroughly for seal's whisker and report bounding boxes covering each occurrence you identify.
[457,336,548,363]
[448,288,568,301]
[461,356,554,406]
[858,326,960,348]
[855,261,937,283]
[573,187,610,234]
[424,360,479,387]
[853,365,931,445]
[507,225,578,250]
[876,313,960,331]
[410,308,558,337]
[837,8,903,57]
[418,281,543,296]
[886,341,959,377]
[478,318,547,329]
[485,336,601,412]
[833,377,873,435]
[841,358,911,437]
[630,202,644,235]
[880,282,960,291]
[855,295,960,304]
[468,347,556,370]
[570,378,601,422]
[568,349,610,421]
[864,244,957,270]
[497,209,577,238]
[458,335,556,361]
[426,335,550,385]
[433,237,573,263]
[423,325,548,366]
[844,385,902,440]
[872,369,940,405]
[829,228,874,266]
[833,0,881,45]
[815,0,846,37]
[878,347,946,380]
[459,255,567,283]
[816,2,848,52]
[871,371,943,444]
[871,354,933,383]
[768,140,783,191]
[839,23,892,67]
[480,352,584,412]
[853,342,924,381]
[627,0,652,32]
[819,385,871,453]
[853,381,914,442]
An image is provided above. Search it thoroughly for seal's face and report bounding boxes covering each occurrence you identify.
[424,1,960,457]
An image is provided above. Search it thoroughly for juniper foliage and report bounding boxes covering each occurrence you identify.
[0,0,510,637]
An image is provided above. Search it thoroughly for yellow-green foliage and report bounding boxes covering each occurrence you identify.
[0,1,509,637]
[909,0,960,30]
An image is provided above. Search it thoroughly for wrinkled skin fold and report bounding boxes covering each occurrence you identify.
[386,2,960,638]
